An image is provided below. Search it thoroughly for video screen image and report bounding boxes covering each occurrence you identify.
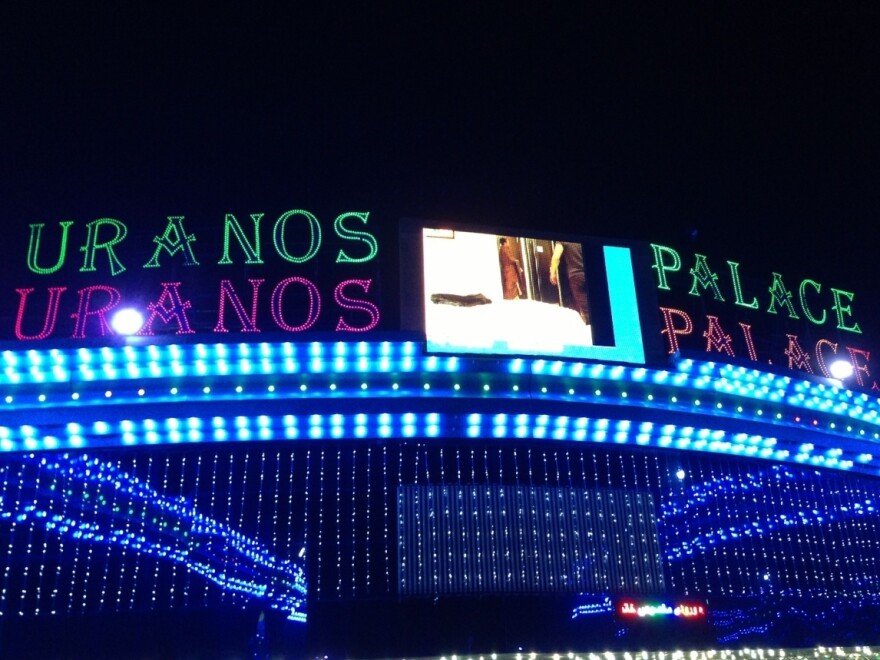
[421,228,645,363]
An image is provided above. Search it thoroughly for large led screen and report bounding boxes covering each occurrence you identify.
[419,227,647,363]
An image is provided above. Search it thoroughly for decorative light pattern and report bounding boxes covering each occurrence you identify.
[398,485,663,595]
[0,451,306,621]
[0,340,878,475]
[660,459,880,600]
[1,338,880,652]
[0,438,879,648]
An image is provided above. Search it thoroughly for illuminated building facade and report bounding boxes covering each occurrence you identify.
[1,211,879,657]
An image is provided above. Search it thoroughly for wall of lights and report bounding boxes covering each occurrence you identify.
[2,439,880,636]
[0,450,307,621]
[398,485,663,595]
[1,338,880,650]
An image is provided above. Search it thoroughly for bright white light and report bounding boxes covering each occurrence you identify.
[829,359,854,380]
[676,469,686,481]
[111,308,144,335]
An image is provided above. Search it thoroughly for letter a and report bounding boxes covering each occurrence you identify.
[144,216,200,268]
[139,282,196,335]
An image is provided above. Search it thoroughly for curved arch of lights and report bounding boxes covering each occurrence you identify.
[1,339,878,476]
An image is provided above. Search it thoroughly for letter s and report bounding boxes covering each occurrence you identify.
[334,212,378,263]
[335,278,380,331]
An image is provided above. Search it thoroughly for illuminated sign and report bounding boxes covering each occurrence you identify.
[9,209,381,341]
[617,598,707,619]
[650,244,877,389]
[417,226,647,364]
[11,207,876,393]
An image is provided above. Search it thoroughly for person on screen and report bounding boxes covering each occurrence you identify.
[549,241,590,324]
[498,237,525,299]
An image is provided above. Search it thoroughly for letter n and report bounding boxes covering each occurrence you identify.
[214,279,264,332]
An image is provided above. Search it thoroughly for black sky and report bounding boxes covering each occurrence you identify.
[3,4,880,330]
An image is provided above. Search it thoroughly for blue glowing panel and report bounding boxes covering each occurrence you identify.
[397,484,663,595]
[2,441,880,649]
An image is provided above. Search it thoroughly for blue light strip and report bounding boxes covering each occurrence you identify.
[1,340,879,475]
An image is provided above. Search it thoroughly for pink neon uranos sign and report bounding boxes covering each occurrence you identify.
[11,209,382,341]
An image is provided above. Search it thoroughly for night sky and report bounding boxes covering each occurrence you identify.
[3,4,880,339]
